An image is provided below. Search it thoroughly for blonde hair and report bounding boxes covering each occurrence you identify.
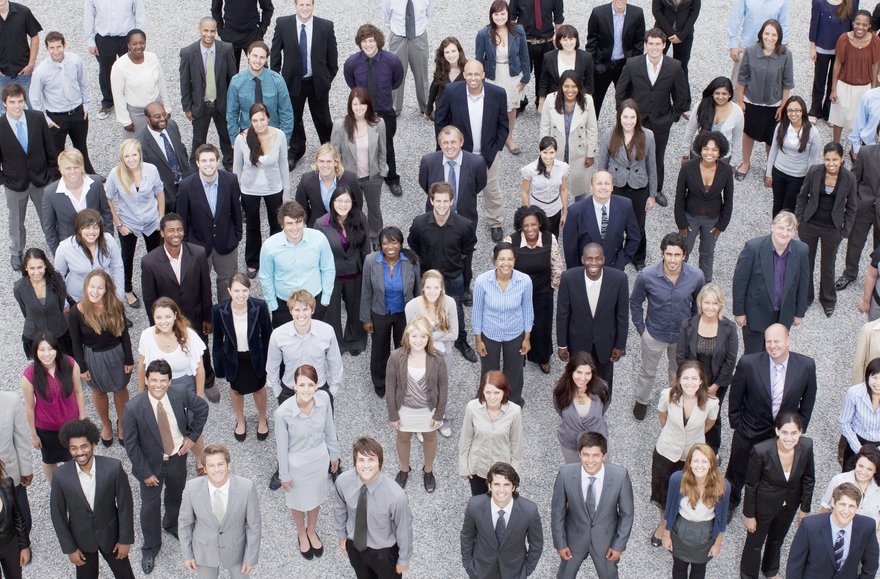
[697,282,725,315]
[57,148,85,171]
[310,143,344,178]
[419,270,451,332]
[402,315,437,355]
[772,210,798,231]
[680,444,726,509]
[117,139,144,195]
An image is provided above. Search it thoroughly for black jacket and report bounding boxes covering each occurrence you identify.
[652,0,701,40]
[179,39,237,118]
[0,109,58,192]
[743,436,815,518]
[176,170,243,256]
[418,150,488,227]
[674,158,735,232]
[556,266,629,361]
[676,314,739,388]
[137,120,195,212]
[212,297,272,382]
[0,477,28,550]
[270,15,338,98]
[315,216,370,277]
[586,3,645,70]
[294,171,364,227]
[407,212,477,278]
[795,164,858,235]
[141,242,212,327]
[539,49,595,97]
[616,54,691,127]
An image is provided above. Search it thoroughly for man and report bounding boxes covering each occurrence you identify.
[382,0,432,117]
[460,462,543,578]
[270,0,338,169]
[551,431,634,579]
[435,60,508,242]
[179,17,237,170]
[557,244,629,391]
[259,201,335,326]
[212,0,274,68]
[122,359,209,574]
[630,233,704,420]
[585,0,645,119]
[29,31,95,174]
[226,40,294,140]
[510,0,564,107]
[562,170,640,270]
[727,0,789,83]
[725,323,817,516]
[0,0,41,114]
[616,28,689,207]
[176,144,243,303]
[732,211,809,354]
[408,182,479,362]
[837,132,880,293]
[137,101,195,213]
[0,391,32,533]
[50,419,135,579]
[0,82,57,271]
[786,482,879,579]
[333,437,413,578]
[848,86,880,158]
[179,444,261,579]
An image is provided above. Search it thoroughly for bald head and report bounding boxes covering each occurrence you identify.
[591,170,613,203]
[464,60,485,94]
[764,323,790,363]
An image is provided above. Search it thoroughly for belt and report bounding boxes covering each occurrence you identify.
[527,37,553,44]
[47,104,83,116]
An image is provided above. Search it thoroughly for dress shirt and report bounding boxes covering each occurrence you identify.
[630,262,705,343]
[110,53,170,126]
[29,52,91,124]
[772,244,791,311]
[727,0,790,49]
[585,271,602,314]
[646,55,663,85]
[769,355,788,416]
[227,69,294,140]
[147,126,174,163]
[75,460,96,510]
[164,245,183,283]
[766,123,823,178]
[147,392,184,456]
[6,112,27,141]
[466,88,485,155]
[408,212,477,278]
[201,178,218,217]
[104,162,164,236]
[491,497,513,527]
[510,0,564,38]
[265,319,343,397]
[208,478,230,514]
[382,0,432,37]
[830,518,853,566]
[849,87,880,153]
[593,197,610,234]
[458,399,523,477]
[472,269,534,341]
[840,383,880,452]
[319,176,336,211]
[296,16,313,78]
[581,464,605,512]
[83,0,148,48]
[737,45,794,107]
[611,7,626,61]
[0,2,42,74]
[56,175,95,215]
[258,228,335,311]
[343,50,404,115]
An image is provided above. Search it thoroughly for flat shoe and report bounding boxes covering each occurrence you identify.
[234,425,246,442]
[246,268,258,279]
[256,428,269,441]
[395,468,410,488]
[126,294,141,308]
[507,144,522,155]
[734,165,750,181]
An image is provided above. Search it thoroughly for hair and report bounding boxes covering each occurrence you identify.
[680,444,727,508]
[195,143,220,162]
[429,181,455,201]
[419,270,451,332]
[145,358,172,380]
[44,31,65,46]
[492,241,516,262]
[824,141,845,159]
[30,331,75,402]
[437,125,465,144]
[287,289,316,311]
[645,28,667,44]
[757,19,785,54]
[160,212,183,231]
[228,272,251,290]
[835,0,855,20]
[116,139,144,195]
[202,444,231,465]
[695,77,735,135]
[669,361,709,408]
[311,143,345,178]
[57,148,85,171]
[660,232,689,255]
[609,99,647,161]
[355,24,385,49]
[59,418,100,447]
[151,297,192,353]
[246,103,271,166]
[554,24,580,50]
[512,205,550,234]
[775,410,804,432]
[352,436,384,468]
[1,82,25,103]
[536,136,558,178]
[775,96,812,153]
[553,351,610,411]
[833,481,864,506]
[78,270,126,337]
[772,210,799,231]
[864,358,880,397]
[487,462,520,496]
[277,200,306,226]
[401,315,437,355]
[126,28,146,43]
[854,9,873,26]
[478,370,511,404]
[849,444,880,484]
[693,130,730,160]
[21,248,67,299]
[246,40,269,56]
[379,226,418,264]
[294,364,319,386]
[488,0,516,44]
[344,87,379,141]
[577,431,608,454]
[326,186,367,246]
[696,282,726,315]
[553,70,587,114]
[198,16,218,28]
[432,37,468,84]
[73,209,110,263]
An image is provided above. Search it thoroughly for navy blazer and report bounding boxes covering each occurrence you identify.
[556,265,629,361]
[270,15,338,97]
[474,24,531,83]
[435,82,509,169]
[562,195,641,270]
[418,150,488,226]
[586,3,646,71]
[42,176,113,254]
[294,170,364,227]
[0,109,58,192]
[211,297,272,382]
[176,170,243,256]
[786,512,879,579]
[141,242,213,327]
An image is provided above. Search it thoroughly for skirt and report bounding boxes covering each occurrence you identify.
[36,427,71,464]
[230,351,264,395]
[651,449,685,508]
[743,102,778,145]
[171,374,197,396]
[84,343,130,393]
[488,59,524,111]
[670,517,715,564]
[829,80,871,129]
[284,442,330,511]
[398,405,434,433]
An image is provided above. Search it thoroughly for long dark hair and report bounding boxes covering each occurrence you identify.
[73,209,110,263]
[536,136,557,178]
[326,186,367,247]
[696,77,735,133]
[488,0,516,44]
[432,37,467,84]
[554,70,586,114]
[552,351,609,411]
[246,103,271,166]
[344,87,379,141]
[669,360,709,409]
[30,331,74,402]
[609,99,646,161]
[775,96,812,153]
[21,248,66,299]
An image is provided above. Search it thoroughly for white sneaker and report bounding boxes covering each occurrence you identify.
[439,426,452,438]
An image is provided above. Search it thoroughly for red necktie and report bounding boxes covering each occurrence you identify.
[534,0,542,31]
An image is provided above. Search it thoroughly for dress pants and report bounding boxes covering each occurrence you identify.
[704,385,728,454]
[119,229,162,293]
[6,183,44,260]
[482,158,503,228]
[799,221,843,308]
[47,106,95,173]
[389,33,430,115]
[663,35,694,84]
[684,213,719,282]
[527,286,554,365]
[616,185,649,266]
[739,503,798,579]
[636,330,678,406]
[369,311,406,393]
[480,333,525,406]
[196,563,247,579]
[220,28,265,70]
[725,430,771,506]
[0,538,22,579]
[591,344,615,400]
[78,547,135,579]
[770,167,804,217]
[672,557,706,579]
[557,546,620,579]
[241,192,283,269]
[468,474,488,496]
[346,540,401,579]
[190,102,234,169]
[289,78,333,161]
[528,40,554,100]
[93,34,128,109]
[842,192,880,281]
[592,60,625,120]
[809,53,835,120]
[378,111,399,184]
[444,274,468,344]
[326,275,368,353]
[207,247,239,303]
[641,118,671,194]
[358,176,384,242]
[140,453,187,556]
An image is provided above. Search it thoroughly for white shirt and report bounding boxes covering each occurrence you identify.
[56,175,95,214]
[466,87,485,155]
[76,460,97,510]
[581,464,605,512]
[491,497,513,528]
[148,126,173,163]
[646,56,663,85]
[163,245,182,283]
[109,52,169,125]
[830,518,853,565]
[382,0,433,37]
[296,16,314,78]
[593,197,610,233]
[678,495,716,522]
[147,392,184,457]
[209,478,230,514]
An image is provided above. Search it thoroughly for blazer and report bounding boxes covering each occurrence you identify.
[852,318,880,385]
[616,54,691,128]
[385,347,448,423]
[137,120,195,211]
[315,216,370,277]
[539,49,595,97]
[294,170,364,227]
[728,350,818,440]
[418,150,488,226]
[330,118,388,179]
[786,512,879,579]
[586,3,646,71]
[0,393,32,486]
[539,93,599,192]
[0,109,58,192]
[562,195,641,270]
[179,39,237,118]
[141,241,212,327]
[49,456,134,555]
[596,129,658,193]
[673,158,735,232]
[42,176,113,254]
[13,275,68,341]
[474,24,531,83]
[270,15,338,98]
[360,251,420,321]
[556,266,629,361]
[795,164,858,235]
[743,436,815,518]
[853,144,880,204]
[676,315,739,388]
[652,0,702,40]
[460,494,543,579]
[0,477,28,550]
[175,170,243,256]
[178,474,262,569]
[435,81,509,169]
[212,297,272,382]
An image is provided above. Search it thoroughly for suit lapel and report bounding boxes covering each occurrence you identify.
[820,517,836,567]
[144,135,168,170]
[140,394,164,449]
[570,466,590,519]
[3,115,27,155]
[500,497,518,544]
[758,353,773,399]
[67,462,94,513]
[761,241,776,306]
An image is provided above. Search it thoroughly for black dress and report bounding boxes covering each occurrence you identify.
[511,230,554,365]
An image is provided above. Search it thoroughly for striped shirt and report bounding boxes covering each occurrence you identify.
[472,269,534,342]
[840,383,880,452]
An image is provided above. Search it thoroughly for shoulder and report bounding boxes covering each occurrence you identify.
[515,496,539,514]
[611,194,633,209]
[467,493,490,511]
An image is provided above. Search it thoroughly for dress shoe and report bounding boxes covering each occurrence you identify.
[349,348,363,357]
[423,467,436,493]
[269,471,283,491]
[10,253,22,272]
[462,290,473,307]
[126,293,141,308]
[632,402,647,421]
[454,340,478,363]
[539,362,551,374]
[205,385,221,403]
[288,157,298,171]
[308,533,324,558]
[395,468,410,488]
[246,268,258,279]
[654,191,669,207]
[256,428,269,441]
[234,424,247,442]
[101,436,114,447]
[163,527,178,540]
[490,227,503,242]
[374,386,386,398]
[650,533,663,548]
[835,276,854,291]
[299,540,314,560]
[141,553,156,574]
[634,262,646,272]
[388,181,403,197]
[824,305,835,317]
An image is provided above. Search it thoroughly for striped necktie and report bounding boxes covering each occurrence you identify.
[771,364,784,418]
[834,529,845,571]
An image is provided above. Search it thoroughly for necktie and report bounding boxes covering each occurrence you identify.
[300,24,309,77]
[156,400,176,455]
[353,485,369,551]
[586,476,596,516]
[834,529,845,571]
[160,132,184,183]
[446,160,458,210]
[534,0,543,31]
[367,57,378,102]
[495,509,506,545]
[771,364,784,418]
[205,50,217,102]
[15,120,28,154]
[212,488,225,523]
[405,0,417,39]
[58,62,76,102]
[253,76,263,104]
[600,205,608,240]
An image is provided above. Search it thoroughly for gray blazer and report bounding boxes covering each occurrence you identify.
[178,474,262,569]
[596,128,658,194]
[330,117,388,179]
[460,494,543,579]
[360,251,420,321]
[179,39,237,118]
[0,393,32,486]
[41,176,113,254]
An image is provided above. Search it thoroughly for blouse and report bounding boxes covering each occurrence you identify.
[472,269,534,342]
[458,399,523,478]
[840,383,880,452]
[54,233,125,302]
[233,311,249,352]
[67,306,134,372]
[109,52,170,125]
[104,163,164,236]
[405,295,458,355]
[682,103,745,167]
[275,390,340,481]
[521,159,570,217]
[655,388,720,462]
[766,123,823,178]
[737,44,794,106]
[556,395,608,451]
[232,128,291,198]
[836,32,880,86]
[138,326,206,379]
[23,356,79,430]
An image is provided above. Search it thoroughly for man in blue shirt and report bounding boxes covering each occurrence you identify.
[727,0,789,82]
[848,87,880,159]
[226,41,293,141]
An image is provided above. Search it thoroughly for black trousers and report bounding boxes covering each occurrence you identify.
[444,274,468,344]
[527,40,554,100]
[468,474,488,496]
[672,557,706,579]
[480,333,525,406]
[641,118,671,193]
[94,34,128,109]
[289,78,333,161]
[47,106,95,173]
[593,60,625,120]
[190,102,234,169]
[346,540,401,579]
[271,293,328,328]
[369,311,406,393]
[739,503,798,579]
[591,344,616,402]
[119,229,162,293]
[809,52,835,120]
[842,193,880,281]
[140,454,187,555]
[194,327,216,391]
[663,35,695,84]
[378,111,399,183]
[705,385,729,454]
[77,547,136,579]
[242,192,283,269]
[799,221,843,308]
[326,276,368,353]
[220,28,265,70]
[771,167,804,217]
[527,286,553,365]
[742,318,777,355]
[725,430,770,506]
[0,537,21,579]
[615,185,649,266]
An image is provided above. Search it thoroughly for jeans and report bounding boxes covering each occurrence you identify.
[684,213,719,282]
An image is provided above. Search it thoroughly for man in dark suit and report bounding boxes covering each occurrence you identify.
[725,324,817,516]
[137,101,195,214]
[179,17,237,170]
[271,0,337,168]
[837,134,880,292]
[212,0,274,68]
[435,60,509,242]
[460,462,543,578]
[510,0,565,106]
[732,211,810,354]
[50,419,135,579]
[562,170,640,270]
[586,0,645,119]
[176,144,243,303]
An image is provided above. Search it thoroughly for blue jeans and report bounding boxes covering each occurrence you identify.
[444,273,467,344]
[0,74,31,114]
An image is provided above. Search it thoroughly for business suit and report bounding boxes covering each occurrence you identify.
[212,297,272,384]
[585,2,645,118]
[294,170,364,227]
[178,474,261,579]
[551,462,635,579]
[539,93,599,198]
[0,393,32,533]
[841,141,880,284]
[41,176,113,254]
[562,195,640,270]
[539,50,595,98]
[49,456,135,578]
[0,476,28,578]
[787,512,879,579]
[330,118,387,239]
[652,0,701,77]
[460,494,543,579]
[137,120,195,213]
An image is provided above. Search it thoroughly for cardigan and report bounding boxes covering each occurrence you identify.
[664,470,730,540]
[384,347,448,422]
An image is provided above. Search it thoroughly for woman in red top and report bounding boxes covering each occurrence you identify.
[829,10,880,142]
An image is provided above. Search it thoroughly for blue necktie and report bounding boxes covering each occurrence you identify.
[834,529,845,571]
[16,120,28,154]
[300,24,309,77]
[600,205,608,239]
[160,132,183,183]
[446,160,458,211]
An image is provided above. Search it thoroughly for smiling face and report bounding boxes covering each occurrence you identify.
[689,448,711,479]
[381,235,401,261]
[295,373,318,405]
[559,35,577,52]
[521,215,540,242]
[68,436,95,470]
[86,274,107,304]
[316,151,337,178]
[489,473,515,507]
[483,382,504,409]
[127,33,146,58]
[422,276,442,304]
[282,215,304,244]
[289,301,313,333]
[776,420,802,450]
[494,248,515,276]
[491,8,509,27]
[645,36,665,59]
[145,104,168,132]
[295,0,314,21]
[463,61,485,92]
[229,280,250,306]
[46,39,66,63]
[579,445,605,475]
[700,292,721,319]
[79,222,101,246]
[205,452,230,487]
[572,364,592,391]
[832,494,860,527]
[761,24,779,49]
[247,46,268,73]
[591,171,614,203]
[764,325,790,363]
[854,14,871,38]
[561,78,579,102]
[36,340,57,369]
[539,145,557,168]
[360,36,379,58]
[824,150,843,175]
[24,257,46,282]
[700,139,720,164]
[443,42,460,65]
[786,101,804,125]
[355,451,381,484]
[351,97,368,120]
[146,370,171,400]
[771,220,796,248]
[123,146,141,170]
[407,329,429,352]
[855,456,878,484]
[250,110,269,133]
[869,373,880,397]
[713,86,732,106]
[160,219,185,250]
[3,94,24,118]
[199,20,217,48]
[431,191,452,219]
[59,160,84,186]
[196,151,219,180]
[679,367,702,398]
[661,244,685,277]
[620,107,638,132]
[333,192,353,219]
[582,245,605,280]
[153,306,176,333]
[439,131,463,160]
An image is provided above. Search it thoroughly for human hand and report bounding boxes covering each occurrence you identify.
[859,298,871,314]
[475,340,487,357]
[430,420,442,431]
[662,534,673,551]
[113,543,130,559]
[764,176,773,188]
[281,480,291,491]
[519,337,531,356]
[185,111,194,122]
[81,371,91,382]
[708,541,722,557]
[339,538,348,555]
[645,196,656,212]
[144,475,160,487]
[797,510,810,525]
[585,157,595,168]
[810,46,817,62]
[396,563,409,574]
[610,348,624,362]
[48,121,60,129]
[557,547,572,560]
[708,383,720,396]
[389,421,400,431]
[363,323,374,334]
[711,228,722,239]
[330,459,340,473]
[735,315,747,328]
[178,437,195,455]
[605,548,621,561]
[793,316,803,326]
[241,564,254,574]
[203,321,212,335]
[118,225,131,236]
[744,516,757,533]
[20,548,30,566]
[729,48,742,63]
[20,475,32,487]
[88,46,99,56]
[124,364,134,374]
[831,90,838,104]
[679,228,690,237]
[20,64,34,75]
[30,434,41,449]
[68,550,86,566]
[184,559,197,571]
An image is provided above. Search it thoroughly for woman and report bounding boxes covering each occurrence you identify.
[276,364,340,559]
[385,316,448,493]
[504,206,563,374]
[331,88,387,244]
[552,352,610,464]
[652,0,702,79]
[293,143,364,228]
[473,242,533,407]
[315,186,370,355]
[538,25,595,110]
[681,76,744,167]
[13,248,70,358]
[662,444,729,579]
[820,444,880,536]
[474,0,530,154]
[809,0,857,122]
[0,458,30,579]
[840,358,880,468]
[226,41,293,140]
[765,96,823,216]
[20,332,85,482]
[829,10,880,143]
[424,37,466,120]
[539,71,598,201]
[67,271,133,447]
[741,412,815,579]
[520,137,569,236]
[735,19,794,180]
[795,141,858,316]
[674,131,734,283]
[109,29,169,136]
[233,103,289,279]
[361,226,420,398]
[459,371,522,496]
[596,99,658,270]
[212,273,272,442]
[651,361,719,547]
[105,139,164,307]
[54,209,124,304]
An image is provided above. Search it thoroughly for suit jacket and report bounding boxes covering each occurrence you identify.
[556,266,629,361]
[786,512,879,579]
[0,478,28,549]
[49,456,134,554]
[539,49,595,97]
[434,81,509,169]
[0,393,32,486]
[176,170,243,256]
[13,275,68,341]
[178,474,262,569]
[652,0,701,40]
[270,15,338,98]
[743,436,815,519]
[385,347,448,423]
[294,170,364,227]
[676,315,739,388]
[137,120,195,211]
[418,150,487,226]
[141,242,212,327]
[315,215,370,276]
[42,176,113,254]
[0,109,58,191]
[212,297,272,382]
[562,195,640,269]
[728,350,818,440]
[460,494,543,579]
[732,235,810,332]
[616,54,690,128]
[586,3,645,71]
[673,158,735,232]
[852,318,880,385]
[330,118,387,179]
[795,164,858,235]
[179,39,237,118]
[852,143,880,204]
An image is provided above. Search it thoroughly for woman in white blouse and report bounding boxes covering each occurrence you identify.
[520,136,569,237]
[109,29,169,136]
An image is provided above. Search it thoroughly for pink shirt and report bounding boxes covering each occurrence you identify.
[24,356,79,431]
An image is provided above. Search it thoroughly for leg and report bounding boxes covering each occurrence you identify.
[345,540,381,579]
[665,341,679,390]
[195,566,221,579]
[341,276,368,351]
[843,194,877,281]
[360,177,384,242]
[591,68,615,120]
[66,109,96,174]
[91,389,112,440]
[263,192,284,236]
[369,312,394,393]
[705,385,728,454]
[112,389,129,440]
[208,248,238,303]
[671,556,690,579]
[798,222,820,305]
[506,109,518,149]
[324,282,346,347]
[42,462,58,483]
[482,159,503,229]
[208,104,234,170]
[741,133,755,172]
[501,334,525,405]
[289,91,309,162]
[592,344,614,398]
[75,550,100,579]
[480,335,503,378]
[725,431,757,506]
[468,475,488,496]
[253,387,268,432]
[195,329,215,392]
[617,186,648,266]
[396,430,413,472]
[672,35,694,83]
[189,110,213,165]
[556,549,590,579]
[421,429,438,472]
[445,274,468,344]
[649,122,672,193]
[810,53,834,118]
[305,506,323,552]
[230,389,245,434]
[307,83,334,144]
[389,35,409,116]
[97,545,135,579]
[380,111,399,183]
[741,327,766,355]
[760,506,797,576]
[292,509,310,553]
[527,287,553,365]
[94,35,122,109]
[139,478,164,555]
[0,544,23,579]
[782,175,805,214]
[697,216,718,282]
[5,188,29,262]
[272,303,292,328]
[739,513,775,579]
[409,32,431,113]
[161,455,188,536]
[241,194,263,270]
[818,228,843,309]
[635,330,667,406]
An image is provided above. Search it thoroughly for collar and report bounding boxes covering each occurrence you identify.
[75,458,95,479]
[148,391,170,410]
[584,270,603,285]
[201,177,218,190]
[582,463,605,481]
[164,245,182,261]
[57,175,95,195]
[830,517,853,536]
[517,233,543,248]
[208,477,230,495]
[358,473,384,494]
[770,355,789,369]
[375,251,409,263]
[772,243,792,258]
[289,393,329,417]
[147,125,167,140]
[612,6,627,17]
[467,87,485,102]
[296,16,313,26]
[6,112,25,126]
[445,151,463,165]
[491,496,514,514]
[592,196,611,209]
[200,43,215,55]
[289,320,315,338]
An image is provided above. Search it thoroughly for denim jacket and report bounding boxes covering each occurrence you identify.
[475,24,531,83]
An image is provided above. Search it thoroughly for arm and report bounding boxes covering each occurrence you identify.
[799,360,818,430]
[629,273,646,334]
[800,443,815,513]
[459,502,477,575]
[727,0,746,49]
[325,333,344,395]
[179,49,194,115]
[717,166,735,231]
[727,359,746,429]
[177,484,196,562]
[611,471,635,554]
[269,26,283,73]
[742,445,765,519]
[41,192,59,256]
[319,237,336,305]
[276,412,291,482]
[276,82,294,143]
[785,522,809,579]
[716,323,739,388]
[615,64,631,109]
[265,334,282,398]
[556,275,570,351]
[674,164,690,231]
[50,477,78,554]
[520,176,531,206]
[226,79,241,137]
[257,0,274,34]
[524,505,544,576]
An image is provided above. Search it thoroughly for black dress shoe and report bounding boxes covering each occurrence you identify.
[824,305,835,317]
[634,262,646,272]
[288,157,298,171]
[835,276,854,291]
[101,437,114,447]
[309,533,324,557]
[374,386,386,398]
[300,542,314,560]
[490,227,503,242]
[269,471,283,491]
[388,181,403,196]
[654,191,669,207]
[246,268,258,279]
[632,402,647,421]
[256,428,269,441]
[462,290,473,307]
[141,553,156,574]
[455,340,478,363]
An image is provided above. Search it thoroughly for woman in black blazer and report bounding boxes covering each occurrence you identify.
[741,412,815,579]
[293,143,364,228]
[538,24,594,111]
[0,461,30,578]
[12,248,71,359]
[794,141,858,317]
[651,0,701,79]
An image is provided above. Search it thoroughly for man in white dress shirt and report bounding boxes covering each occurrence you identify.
[382,0,432,116]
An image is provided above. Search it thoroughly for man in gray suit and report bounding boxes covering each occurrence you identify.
[178,444,261,578]
[460,461,543,579]
[551,431,634,579]
[0,392,33,533]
